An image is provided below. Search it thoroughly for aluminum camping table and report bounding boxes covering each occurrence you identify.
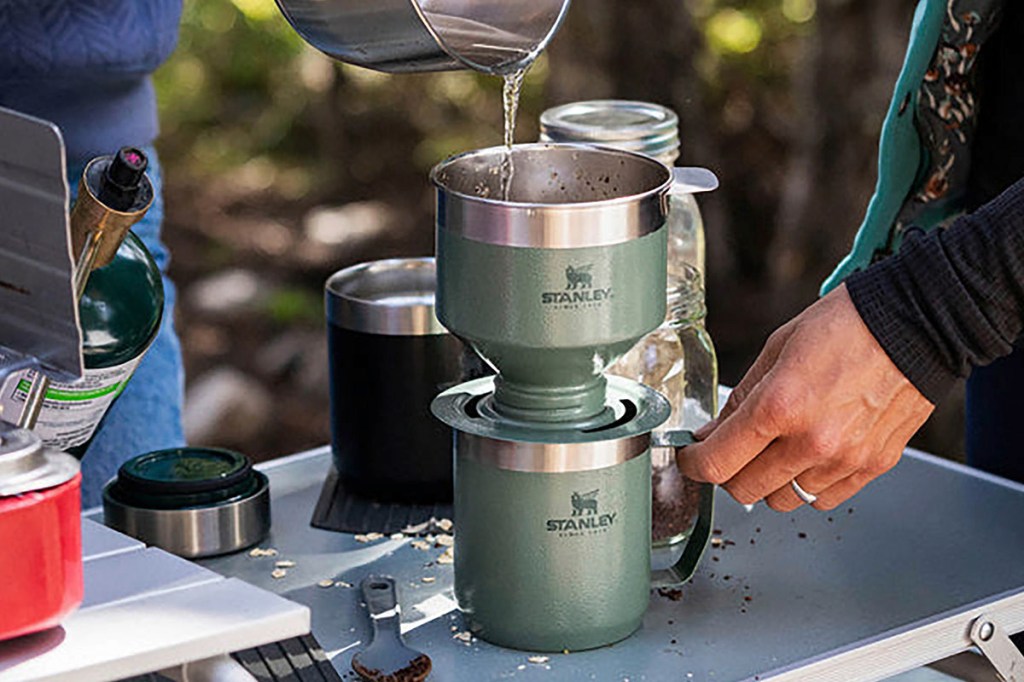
[200,445,1024,681]
[0,520,310,682]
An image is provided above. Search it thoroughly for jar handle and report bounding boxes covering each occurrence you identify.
[650,429,716,588]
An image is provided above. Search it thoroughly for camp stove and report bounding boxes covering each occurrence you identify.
[0,106,83,425]
[0,106,86,641]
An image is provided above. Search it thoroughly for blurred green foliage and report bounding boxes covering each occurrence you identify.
[154,1,307,172]
[154,0,548,202]
[264,287,324,326]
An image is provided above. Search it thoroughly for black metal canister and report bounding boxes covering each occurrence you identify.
[325,258,485,503]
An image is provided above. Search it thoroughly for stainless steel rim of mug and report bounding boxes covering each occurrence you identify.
[431,143,672,249]
[325,257,448,336]
[456,430,650,473]
[102,472,271,559]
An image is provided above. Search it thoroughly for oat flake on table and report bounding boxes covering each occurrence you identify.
[271,568,287,579]
[402,520,430,535]
[249,547,279,557]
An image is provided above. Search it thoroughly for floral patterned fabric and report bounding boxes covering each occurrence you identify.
[880,0,1005,259]
[822,0,1006,292]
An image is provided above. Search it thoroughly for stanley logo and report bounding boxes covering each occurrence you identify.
[540,264,613,308]
[546,489,618,535]
[565,264,593,289]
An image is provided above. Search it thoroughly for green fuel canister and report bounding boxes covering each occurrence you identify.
[0,148,163,457]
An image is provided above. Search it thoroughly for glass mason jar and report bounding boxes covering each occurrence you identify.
[538,100,706,279]
[540,101,716,553]
[609,265,718,551]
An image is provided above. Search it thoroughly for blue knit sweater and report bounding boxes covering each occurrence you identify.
[0,0,182,163]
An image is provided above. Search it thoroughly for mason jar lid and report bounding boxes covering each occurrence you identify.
[118,447,252,495]
[326,257,447,336]
[0,422,79,497]
[539,100,680,161]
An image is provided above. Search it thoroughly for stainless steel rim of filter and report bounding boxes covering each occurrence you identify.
[431,143,672,249]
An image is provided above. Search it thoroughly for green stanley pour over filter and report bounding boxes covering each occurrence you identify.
[0,148,162,457]
[430,144,714,651]
[433,144,670,424]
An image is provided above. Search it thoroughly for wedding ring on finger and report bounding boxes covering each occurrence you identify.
[791,479,818,505]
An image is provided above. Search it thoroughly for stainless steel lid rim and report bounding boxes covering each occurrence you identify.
[456,429,649,473]
[102,471,271,559]
[325,257,448,336]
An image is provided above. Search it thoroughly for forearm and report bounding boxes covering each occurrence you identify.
[847,176,1024,404]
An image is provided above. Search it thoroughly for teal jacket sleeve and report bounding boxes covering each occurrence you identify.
[823,0,971,294]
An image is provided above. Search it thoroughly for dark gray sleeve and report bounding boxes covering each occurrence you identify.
[845,176,1024,404]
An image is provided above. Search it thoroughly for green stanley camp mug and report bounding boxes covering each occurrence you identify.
[433,376,714,652]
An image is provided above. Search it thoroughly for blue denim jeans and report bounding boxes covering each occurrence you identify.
[69,148,186,507]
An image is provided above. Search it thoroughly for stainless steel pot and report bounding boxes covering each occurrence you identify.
[274,0,571,74]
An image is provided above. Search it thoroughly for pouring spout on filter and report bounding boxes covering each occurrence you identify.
[671,167,720,194]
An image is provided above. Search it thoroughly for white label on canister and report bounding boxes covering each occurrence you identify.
[0,355,142,451]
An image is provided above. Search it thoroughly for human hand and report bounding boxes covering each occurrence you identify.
[677,284,934,511]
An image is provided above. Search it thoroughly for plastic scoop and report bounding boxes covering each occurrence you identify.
[352,576,432,682]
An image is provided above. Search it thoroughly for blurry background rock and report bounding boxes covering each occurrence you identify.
[183,367,274,447]
[159,0,962,464]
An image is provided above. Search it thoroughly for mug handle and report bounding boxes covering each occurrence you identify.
[650,430,716,588]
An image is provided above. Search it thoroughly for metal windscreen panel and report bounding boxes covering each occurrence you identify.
[0,106,82,384]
